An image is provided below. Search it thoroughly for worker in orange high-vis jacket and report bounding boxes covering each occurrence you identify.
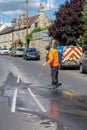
[43,45,61,89]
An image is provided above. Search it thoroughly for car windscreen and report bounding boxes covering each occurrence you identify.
[1,48,8,50]
[17,48,24,51]
[26,48,36,52]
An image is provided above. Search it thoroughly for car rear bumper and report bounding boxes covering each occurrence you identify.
[0,52,9,55]
[14,53,23,56]
[26,55,40,60]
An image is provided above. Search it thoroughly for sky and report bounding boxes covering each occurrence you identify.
[0,0,67,26]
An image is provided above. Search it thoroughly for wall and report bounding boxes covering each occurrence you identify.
[29,39,49,59]
[29,31,60,59]
[29,30,52,59]
[0,32,12,48]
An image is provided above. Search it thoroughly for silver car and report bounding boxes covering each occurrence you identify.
[0,48,10,55]
[80,51,87,73]
[10,48,24,57]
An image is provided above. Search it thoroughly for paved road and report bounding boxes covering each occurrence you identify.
[0,55,87,130]
[1,55,87,95]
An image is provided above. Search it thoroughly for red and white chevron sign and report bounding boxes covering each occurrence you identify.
[62,47,83,65]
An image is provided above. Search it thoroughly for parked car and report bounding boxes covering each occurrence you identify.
[0,48,10,55]
[79,51,87,73]
[23,48,40,60]
[10,48,24,57]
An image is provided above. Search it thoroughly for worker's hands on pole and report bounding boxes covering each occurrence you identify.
[43,62,48,66]
[43,63,46,66]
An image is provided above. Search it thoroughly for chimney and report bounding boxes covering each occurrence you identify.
[11,18,16,27]
[39,3,44,14]
[18,14,26,25]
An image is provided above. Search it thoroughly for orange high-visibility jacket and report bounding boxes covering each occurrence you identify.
[46,49,60,67]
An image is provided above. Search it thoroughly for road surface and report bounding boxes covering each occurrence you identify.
[0,55,87,130]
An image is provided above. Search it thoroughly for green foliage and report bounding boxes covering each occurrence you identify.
[77,0,87,46]
[31,27,47,33]
[18,39,24,47]
[26,27,48,42]
[82,45,87,51]
[9,47,13,51]
[81,0,87,24]
[26,33,32,42]
[77,35,85,45]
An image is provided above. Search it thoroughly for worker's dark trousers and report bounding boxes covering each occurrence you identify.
[51,66,59,86]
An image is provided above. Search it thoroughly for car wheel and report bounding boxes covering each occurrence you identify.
[23,56,27,60]
[38,57,40,60]
[59,65,64,70]
[13,54,15,57]
[23,56,25,60]
[80,64,84,73]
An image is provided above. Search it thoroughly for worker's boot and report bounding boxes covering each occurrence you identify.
[52,85,56,89]
[56,83,62,88]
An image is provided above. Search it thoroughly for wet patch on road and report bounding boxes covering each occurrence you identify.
[21,112,72,130]
[0,72,87,130]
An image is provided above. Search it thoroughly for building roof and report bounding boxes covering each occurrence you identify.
[19,14,39,27]
[0,26,13,35]
[27,15,39,27]
[13,14,39,30]
[0,24,7,32]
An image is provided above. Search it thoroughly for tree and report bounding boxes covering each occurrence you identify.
[18,39,24,47]
[48,0,85,45]
[77,0,87,48]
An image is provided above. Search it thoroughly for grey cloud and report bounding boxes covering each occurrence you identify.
[0,0,57,15]
[0,0,40,16]
[0,1,25,12]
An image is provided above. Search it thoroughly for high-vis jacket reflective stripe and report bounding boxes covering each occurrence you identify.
[46,49,60,67]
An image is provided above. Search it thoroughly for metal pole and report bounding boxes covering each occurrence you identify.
[25,0,29,47]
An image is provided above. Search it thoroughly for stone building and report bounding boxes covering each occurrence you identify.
[0,27,13,48]
[0,3,50,48]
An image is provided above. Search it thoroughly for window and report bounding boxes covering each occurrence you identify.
[35,22,38,28]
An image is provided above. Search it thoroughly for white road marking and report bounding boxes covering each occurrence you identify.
[17,74,20,83]
[17,107,34,112]
[28,88,47,112]
[11,88,18,112]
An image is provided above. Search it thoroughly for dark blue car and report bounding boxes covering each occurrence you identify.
[23,48,40,60]
[80,51,87,73]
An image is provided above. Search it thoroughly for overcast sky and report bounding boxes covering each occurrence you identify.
[0,0,67,25]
